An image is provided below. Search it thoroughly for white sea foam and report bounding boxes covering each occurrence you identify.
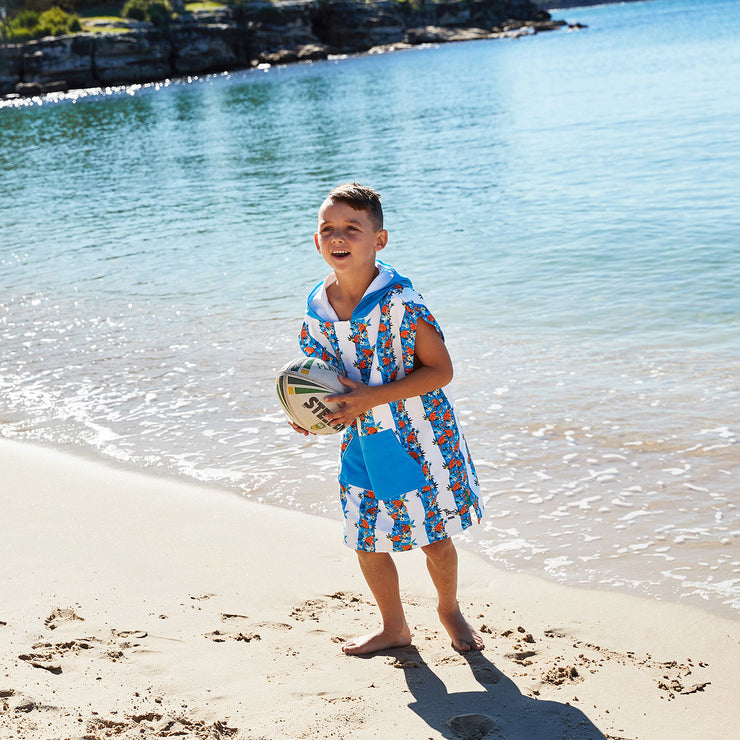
[1,0,738,619]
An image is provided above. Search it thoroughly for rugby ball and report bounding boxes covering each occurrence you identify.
[276,357,347,434]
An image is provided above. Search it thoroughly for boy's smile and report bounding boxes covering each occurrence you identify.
[314,200,388,276]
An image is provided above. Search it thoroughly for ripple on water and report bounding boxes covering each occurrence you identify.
[1,0,739,618]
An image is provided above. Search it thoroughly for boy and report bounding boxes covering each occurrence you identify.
[292,183,485,655]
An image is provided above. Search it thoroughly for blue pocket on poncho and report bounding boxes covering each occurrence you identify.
[339,429,428,502]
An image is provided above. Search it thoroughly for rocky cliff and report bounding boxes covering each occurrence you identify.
[1,0,574,97]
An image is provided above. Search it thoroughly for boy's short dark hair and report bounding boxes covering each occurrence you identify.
[326,182,383,231]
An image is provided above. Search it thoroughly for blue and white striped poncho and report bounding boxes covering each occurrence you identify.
[300,261,484,553]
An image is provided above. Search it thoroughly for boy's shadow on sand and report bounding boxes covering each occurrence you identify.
[377,645,606,740]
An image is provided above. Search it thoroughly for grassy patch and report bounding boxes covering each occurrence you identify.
[184,1,227,11]
[77,5,126,32]
[80,17,135,33]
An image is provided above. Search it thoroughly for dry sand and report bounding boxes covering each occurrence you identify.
[1,437,738,740]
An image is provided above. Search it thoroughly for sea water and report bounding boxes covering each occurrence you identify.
[1,0,738,618]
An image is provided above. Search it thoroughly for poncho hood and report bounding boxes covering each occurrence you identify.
[306,260,413,322]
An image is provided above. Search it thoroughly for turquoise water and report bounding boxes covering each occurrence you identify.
[2,0,739,617]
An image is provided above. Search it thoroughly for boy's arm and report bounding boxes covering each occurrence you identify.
[324,317,453,428]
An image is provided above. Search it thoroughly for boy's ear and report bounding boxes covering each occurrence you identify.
[314,233,321,252]
[375,230,388,251]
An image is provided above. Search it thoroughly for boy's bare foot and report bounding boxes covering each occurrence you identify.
[342,626,413,656]
[439,608,485,652]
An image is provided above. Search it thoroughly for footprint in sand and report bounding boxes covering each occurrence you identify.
[4,692,59,715]
[203,613,262,643]
[44,607,84,631]
[447,713,498,740]
[251,620,293,632]
[289,592,364,623]
[204,630,261,643]
[543,627,569,638]
[86,713,238,738]
[18,630,151,674]
[505,650,539,667]
[226,614,295,633]
[290,599,329,622]
[17,640,76,674]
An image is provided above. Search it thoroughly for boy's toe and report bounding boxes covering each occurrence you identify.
[452,637,485,653]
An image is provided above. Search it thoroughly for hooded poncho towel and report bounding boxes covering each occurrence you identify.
[300,261,484,552]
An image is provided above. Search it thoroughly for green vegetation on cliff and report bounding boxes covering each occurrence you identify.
[1,0,231,40]
[121,0,172,27]
[2,6,81,41]
[1,0,556,98]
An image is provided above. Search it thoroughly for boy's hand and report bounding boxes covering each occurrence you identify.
[321,319,453,428]
[288,419,314,436]
[324,376,374,427]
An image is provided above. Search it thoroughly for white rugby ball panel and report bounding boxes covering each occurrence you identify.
[276,357,346,435]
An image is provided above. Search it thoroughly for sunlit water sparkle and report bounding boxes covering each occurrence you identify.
[1,0,738,618]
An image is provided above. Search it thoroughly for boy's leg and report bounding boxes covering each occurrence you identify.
[342,550,412,656]
[422,537,484,652]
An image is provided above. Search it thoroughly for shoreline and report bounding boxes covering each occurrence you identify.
[8,433,739,623]
[1,0,582,100]
[2,436,738,739]
[539,1,650,8]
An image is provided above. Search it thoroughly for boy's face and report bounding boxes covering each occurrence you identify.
[314,199,387,277]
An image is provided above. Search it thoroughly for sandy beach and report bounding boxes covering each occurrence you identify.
[1,437,737,740]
